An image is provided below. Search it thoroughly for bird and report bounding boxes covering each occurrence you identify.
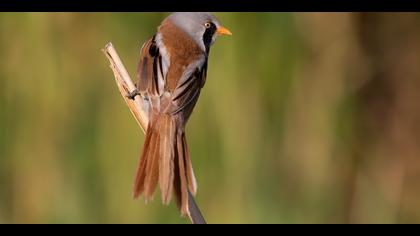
[129,12,231,217]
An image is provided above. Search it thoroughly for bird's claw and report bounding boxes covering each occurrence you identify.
[126,89,140,100]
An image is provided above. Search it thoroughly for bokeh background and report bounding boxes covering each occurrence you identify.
[1,12,420,224]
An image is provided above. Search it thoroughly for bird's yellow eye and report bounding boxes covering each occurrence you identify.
[204,22,211,28]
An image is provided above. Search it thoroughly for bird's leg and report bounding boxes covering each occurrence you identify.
[126,88,140,100]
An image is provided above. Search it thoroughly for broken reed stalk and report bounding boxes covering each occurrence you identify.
[102,42,206,224]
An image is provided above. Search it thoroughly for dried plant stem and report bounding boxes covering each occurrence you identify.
[102,42,206,224]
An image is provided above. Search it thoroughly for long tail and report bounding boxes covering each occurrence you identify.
[133,114,197,216]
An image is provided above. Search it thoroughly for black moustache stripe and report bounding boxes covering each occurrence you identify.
[202,23,216,54]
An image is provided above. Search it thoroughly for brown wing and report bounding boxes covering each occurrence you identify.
[137,34,208,120]
[136,35,165,113]
[167,60,207,120]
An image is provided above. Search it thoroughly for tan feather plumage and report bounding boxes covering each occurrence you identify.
[143,129,160,201]
[176,132,189,216]
[133,123,152,199]
[159,115,175,205]
[182,133,197,195]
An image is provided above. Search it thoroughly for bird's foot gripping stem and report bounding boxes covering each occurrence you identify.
[126,88,140,100]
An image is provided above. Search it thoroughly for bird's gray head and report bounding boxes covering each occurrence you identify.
[166,12,232,53]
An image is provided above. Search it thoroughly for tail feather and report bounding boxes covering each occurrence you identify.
[182,133,197,195]
[173,150,182,211]
[143,131,160,201]
[176,132,189,216]
[133,124,154,199]
[132,114,197,217]
[159,116,175,205]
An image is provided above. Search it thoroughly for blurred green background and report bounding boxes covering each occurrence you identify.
[1,12,420,224]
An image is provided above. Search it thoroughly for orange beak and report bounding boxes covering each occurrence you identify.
[216,26,232,36]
